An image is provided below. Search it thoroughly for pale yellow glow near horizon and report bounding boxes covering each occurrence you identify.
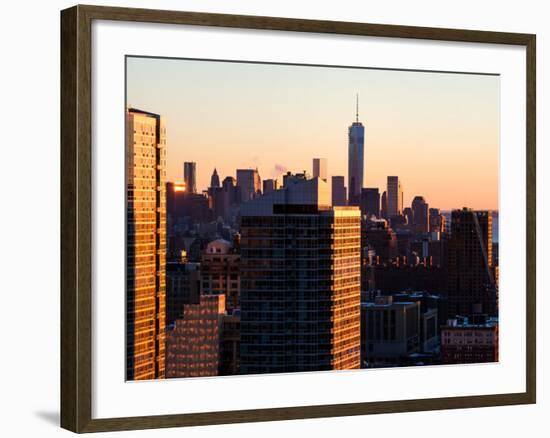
[127,57,499,211]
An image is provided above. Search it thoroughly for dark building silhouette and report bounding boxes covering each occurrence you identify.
[210,168,220,188]
[220,311,241,376]
[380,191,388,219]
[362,220,398,263]
[283,170,307,187]
[221,176,241,223]
[183,161,197,194]
[403,207,414,227]
[370,260,448,295]
[361,188,380,219]
[412,196,430,233]
[166,262,200,326]
[447,209,497,318]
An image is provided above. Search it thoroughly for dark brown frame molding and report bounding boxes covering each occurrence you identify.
[61,4,536,433]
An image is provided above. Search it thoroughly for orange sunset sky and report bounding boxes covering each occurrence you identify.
[126,56,499,210]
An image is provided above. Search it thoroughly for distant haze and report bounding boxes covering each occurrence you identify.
[127,57,499,210]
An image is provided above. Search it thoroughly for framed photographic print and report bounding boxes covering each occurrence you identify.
[60,4,536,433]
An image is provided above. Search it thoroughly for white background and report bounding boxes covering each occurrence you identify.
[0,0,546,437]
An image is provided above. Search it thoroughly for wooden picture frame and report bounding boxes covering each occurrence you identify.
[61,4,536,433]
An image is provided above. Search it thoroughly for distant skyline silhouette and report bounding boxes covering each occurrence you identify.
[127,57,499,210]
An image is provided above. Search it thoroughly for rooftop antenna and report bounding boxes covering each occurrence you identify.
[356,93,359,123]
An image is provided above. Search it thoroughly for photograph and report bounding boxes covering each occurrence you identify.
[125,56,500,381]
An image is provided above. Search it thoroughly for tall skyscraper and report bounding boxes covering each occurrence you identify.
[447,208,496,318]
[332,176,347,206]
[237,168,261,202]
[210,168,220,188]
[240,178,362,374]
[183,162,197,194]
[387,176,403,217]
[312,158,328,182]
[360,187,380,219]
[126,108,166,380]
[348,96,365,205]
[412,195,430,233]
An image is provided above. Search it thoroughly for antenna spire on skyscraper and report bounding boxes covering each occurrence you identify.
[356,93,359,122]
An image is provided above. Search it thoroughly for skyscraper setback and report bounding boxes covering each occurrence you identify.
[348,96,365,206]
[239,178,362,374]
[126,108,166,380]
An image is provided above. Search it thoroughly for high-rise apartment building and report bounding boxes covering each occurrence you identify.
[183,162,197,194]
[447,208,496,318]
[126,108,166,380]
[237,168,261,202]
[332,176,347,206]
[348,98,365,206]
[240,178,362,374]
[313,158,328,182]
[387,176,403,217]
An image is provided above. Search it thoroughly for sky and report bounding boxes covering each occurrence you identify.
[126,56,499,210]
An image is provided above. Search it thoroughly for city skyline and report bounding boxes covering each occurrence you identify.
[127,56,499,210]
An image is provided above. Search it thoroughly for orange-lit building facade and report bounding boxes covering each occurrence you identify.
[126,108,166,380]
[166,294,225,378]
